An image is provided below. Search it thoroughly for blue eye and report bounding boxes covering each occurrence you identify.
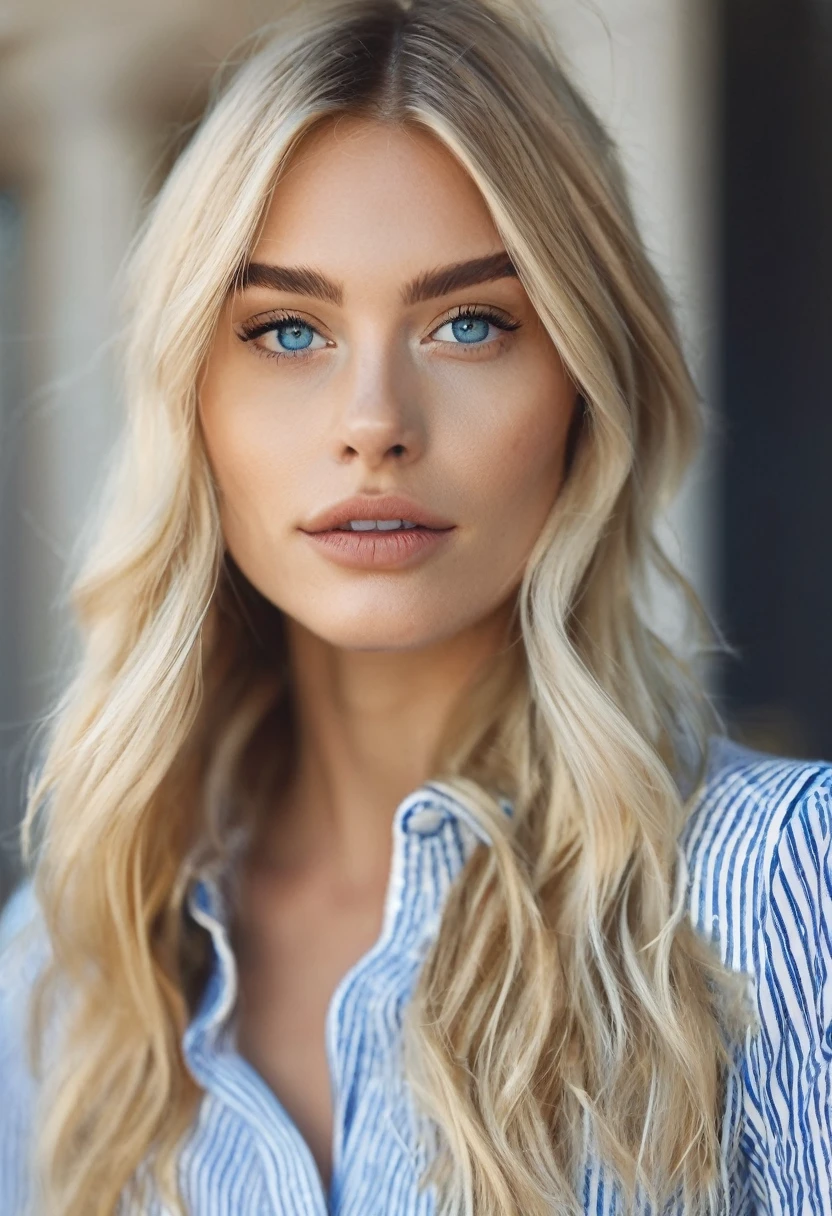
[238,313,328,361]
[274,320,315,351]
[431,307,521,347]
[451,316,490,343]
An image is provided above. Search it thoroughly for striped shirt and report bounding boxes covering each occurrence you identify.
[1,735,830,1213]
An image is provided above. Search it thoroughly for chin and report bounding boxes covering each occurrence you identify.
[282,595,468,651]
[301,617,454,652]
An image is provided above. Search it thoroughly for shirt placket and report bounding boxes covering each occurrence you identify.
[325,799,456,1212]
[183,879,331,1216]
[180,787,494,1215]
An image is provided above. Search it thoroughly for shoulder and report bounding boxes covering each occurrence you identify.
[0,877,50,1064]
[679,734,832,976]
[0,879,42,951]
[683,744,832,1205]
[0,879,50,1212]
[0,878,49,1000]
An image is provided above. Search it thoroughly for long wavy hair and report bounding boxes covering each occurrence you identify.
[16,1,751,1212]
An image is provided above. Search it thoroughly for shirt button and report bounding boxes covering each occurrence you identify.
[405,806,447,836]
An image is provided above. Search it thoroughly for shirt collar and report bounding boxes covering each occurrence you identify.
[182,782,513,1058]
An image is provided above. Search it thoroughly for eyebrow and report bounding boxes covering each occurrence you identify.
[232,251,518,307]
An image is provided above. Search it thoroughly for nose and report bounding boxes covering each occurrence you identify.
[329,346,426,470]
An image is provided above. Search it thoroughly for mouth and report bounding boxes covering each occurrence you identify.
[300,498,456,534]
[310,523,451,534]
[300,521,457,569]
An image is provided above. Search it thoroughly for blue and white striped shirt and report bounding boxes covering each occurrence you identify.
[1,735,831,1213]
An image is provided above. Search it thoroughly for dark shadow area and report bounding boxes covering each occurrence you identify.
[719,0,832,758]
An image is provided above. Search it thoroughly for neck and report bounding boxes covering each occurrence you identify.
[262,603,516,884]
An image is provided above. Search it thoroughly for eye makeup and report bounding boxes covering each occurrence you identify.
[235,303,523,364]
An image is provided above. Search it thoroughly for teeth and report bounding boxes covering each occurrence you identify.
[343,519,420,531]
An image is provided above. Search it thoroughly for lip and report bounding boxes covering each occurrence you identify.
[299,494,455,534]
[301,524,455,570]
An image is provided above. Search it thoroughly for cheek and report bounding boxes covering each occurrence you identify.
[463,373,575,531]
[199,376,297,554]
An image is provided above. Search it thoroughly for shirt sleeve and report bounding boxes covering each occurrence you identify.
[749,771,832,1213]
[0,881,44,1216]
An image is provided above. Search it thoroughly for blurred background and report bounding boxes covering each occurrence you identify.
[0,0,829,907]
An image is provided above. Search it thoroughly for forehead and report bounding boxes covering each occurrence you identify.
[249,116,502,280]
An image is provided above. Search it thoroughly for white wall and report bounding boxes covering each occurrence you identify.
[548,0,722,655]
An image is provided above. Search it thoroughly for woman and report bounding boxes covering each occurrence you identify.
[1,0,830,1213]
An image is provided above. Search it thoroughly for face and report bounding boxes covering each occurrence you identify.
[198,117,577,651]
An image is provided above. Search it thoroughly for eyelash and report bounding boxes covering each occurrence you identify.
[236,304,522,364]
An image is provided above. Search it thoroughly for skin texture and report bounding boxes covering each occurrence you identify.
[196,116,577,1185]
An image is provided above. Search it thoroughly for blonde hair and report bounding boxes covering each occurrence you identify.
[18,1,749,1213]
